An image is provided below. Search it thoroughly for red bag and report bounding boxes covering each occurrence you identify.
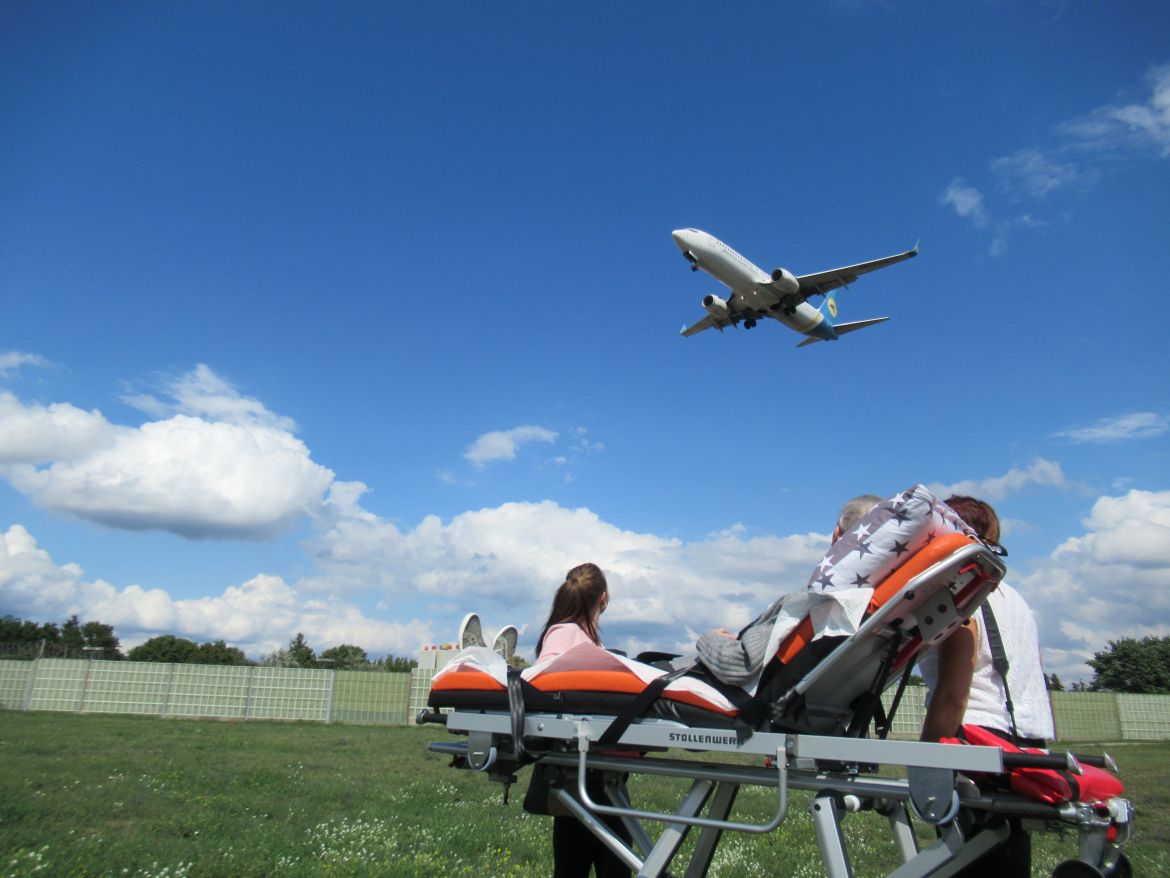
[944,724,1124,804]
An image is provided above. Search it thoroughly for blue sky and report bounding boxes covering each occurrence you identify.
[2,2,1168,681]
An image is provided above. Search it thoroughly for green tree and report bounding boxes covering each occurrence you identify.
[1045,673,1065,692]
[288,632,316,669]
[319,644,369,670]
[1087,636,1170,693]
[378,655,418,673]
[259,647,295,667]
[0,615,27,642]
[128,635,201,663]
[81,621,123,659]
[196,640,248,665]
[61,615,86,657]
[37,621,61,645]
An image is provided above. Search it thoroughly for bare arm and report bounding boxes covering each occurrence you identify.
[920,618,979,742]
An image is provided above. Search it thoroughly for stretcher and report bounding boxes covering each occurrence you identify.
[422,498,1134,877]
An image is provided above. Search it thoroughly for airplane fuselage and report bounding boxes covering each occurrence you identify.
[672,229,833,339]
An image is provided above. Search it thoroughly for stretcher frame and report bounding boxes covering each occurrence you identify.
[429,712,1132,878]
[425,539,1135,877]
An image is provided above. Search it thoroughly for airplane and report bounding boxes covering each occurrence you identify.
[672,228,918,347]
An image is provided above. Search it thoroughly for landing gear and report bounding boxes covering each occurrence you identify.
[744,318,757,329]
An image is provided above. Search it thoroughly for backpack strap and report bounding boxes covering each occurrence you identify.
[980,602,1020,743]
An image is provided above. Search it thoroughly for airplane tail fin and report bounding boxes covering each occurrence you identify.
[820,290,841,327]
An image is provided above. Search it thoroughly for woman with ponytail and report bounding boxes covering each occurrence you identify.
[535,562,611,662]
[530,562,630,878]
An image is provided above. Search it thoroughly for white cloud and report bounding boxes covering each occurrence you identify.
[123,363,297,432]
[303,484,830,657]
[570,427,605,456]
[1016,490,1170,682]
[1055,411,1169,444]
[5,462,1168,683]
[945,63,1170,254]
[463,424,558,467]
[940,178,988,227]
[1061,64,1170,158]
[1,486,829,661]
[991,148,1082,198]
[0,524,432,658]
[0,366,334,539]
[0,351,49,378]
[0,391,122,464]
[928,458,1068,503]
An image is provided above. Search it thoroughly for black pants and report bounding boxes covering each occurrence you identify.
[950,816,1030,878]
[551,813,632,878]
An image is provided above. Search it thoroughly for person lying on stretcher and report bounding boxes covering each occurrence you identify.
[689,485,976,695]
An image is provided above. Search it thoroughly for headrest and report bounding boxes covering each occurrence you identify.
[807,485,975,594]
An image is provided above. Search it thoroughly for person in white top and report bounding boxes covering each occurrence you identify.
[918,496,1054,878]
[919,496,1054,744]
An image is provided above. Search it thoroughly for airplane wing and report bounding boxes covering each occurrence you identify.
[680,314,732,336]
[794,245,919,297]
[796,316,890,347]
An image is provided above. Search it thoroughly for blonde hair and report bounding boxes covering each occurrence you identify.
[836,494,883,534]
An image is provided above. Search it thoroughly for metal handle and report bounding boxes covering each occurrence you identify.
[572,730,790,834]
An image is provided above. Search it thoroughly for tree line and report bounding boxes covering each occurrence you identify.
[0,615,416,671]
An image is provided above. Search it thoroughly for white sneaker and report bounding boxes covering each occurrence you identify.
[492,625,518,660]
[457,613,486,649]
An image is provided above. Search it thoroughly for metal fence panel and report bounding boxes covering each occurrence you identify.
[880,685,927,739]
[331,670,410,724]
[167,664,251,719]
[1052,692,1123,741]
[247,666,331,721]
[0,662,32,709]
[409,668,436,723]
[1118,694,1170,741]
[81,661,171,715]
[25,658,88,712]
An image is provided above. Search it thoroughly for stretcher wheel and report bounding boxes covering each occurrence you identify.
[1104,853,1132,878]
[1052,860,1105,878]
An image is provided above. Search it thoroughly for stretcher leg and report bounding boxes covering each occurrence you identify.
[812,792,855,878]
[638,780,715,877]
[554,788,646,874]
[609,782,655,858]
[684,783,740,878]
[882,800,919,864]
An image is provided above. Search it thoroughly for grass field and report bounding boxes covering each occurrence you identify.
[1,711,1166,877]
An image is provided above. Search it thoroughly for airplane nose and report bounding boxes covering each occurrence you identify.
[671,229,689,249]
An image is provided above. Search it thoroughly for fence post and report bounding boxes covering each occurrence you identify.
[79,657,94,712]
[21,657,40,711]
[325,668,335,723]
[244,665,257,720]
[161,663,176,718]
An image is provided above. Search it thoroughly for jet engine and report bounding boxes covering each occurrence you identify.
[702,294,729,320]
[770,267,799,295]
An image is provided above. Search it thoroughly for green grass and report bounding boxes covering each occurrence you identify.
[1,711,1165,877]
